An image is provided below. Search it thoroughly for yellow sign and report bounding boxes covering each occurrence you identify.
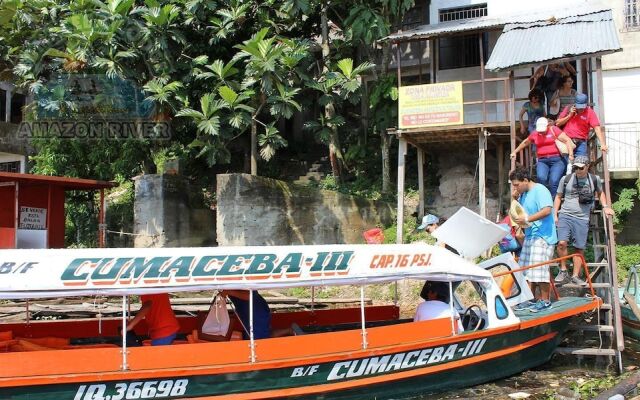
[398,81,464,129]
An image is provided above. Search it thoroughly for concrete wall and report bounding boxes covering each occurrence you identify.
[133,174,216,248]
[600,0,640,70]
[216,174,395,246]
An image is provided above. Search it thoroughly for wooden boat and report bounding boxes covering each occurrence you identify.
[620,266,640,340]
[0,210,601,400]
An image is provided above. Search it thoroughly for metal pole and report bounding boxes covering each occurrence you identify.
[417,147,425,219]
[311,286,315,311]
[360,286,368,349]
[448,282,456,335]
[14,181,19,248]
[249,290,256,362]
[121,296,128,371]
[396,138,407,244]
[25,299,29,323]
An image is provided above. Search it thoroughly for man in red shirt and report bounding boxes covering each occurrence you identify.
[126,293,180,345]
[556,93,607,157]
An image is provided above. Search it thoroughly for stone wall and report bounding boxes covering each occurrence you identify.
[427,149,508,221]
[216,173,394,246]
[133,174,216,248]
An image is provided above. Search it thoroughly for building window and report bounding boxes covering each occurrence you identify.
[625,0,640,30]
[439,33,488,70]
[0,161,20,173]
[439,4,487,23]
[403,5,427,30]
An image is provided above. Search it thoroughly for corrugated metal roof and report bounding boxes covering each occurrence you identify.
[385,16,505,43]
[385,4,611,43]
[485,9,621,71]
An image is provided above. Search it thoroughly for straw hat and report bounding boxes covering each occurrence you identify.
[508,200,530,228]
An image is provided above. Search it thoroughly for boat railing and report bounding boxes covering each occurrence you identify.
[493,253,596,300]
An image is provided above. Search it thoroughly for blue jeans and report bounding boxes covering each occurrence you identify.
[536,155,565,198]
[151,332,176,346]
[573,140,587,156]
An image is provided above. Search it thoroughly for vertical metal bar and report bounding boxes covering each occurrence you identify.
[249,290,256,362]
[25,299,29,323]
[360,286,368,349]
[98,189,105,248]
[448,282,456,335]
[121,296,128,371]
[479,34,487,123]
[497,142,504,219]
[311,286,315,312]
[46,185,51,249]
[14,181,19,248]
[417,147,425,219]
[396,138,407,244]
[478,130,487,220]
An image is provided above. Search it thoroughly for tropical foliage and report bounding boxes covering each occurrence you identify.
[0,0,417,245]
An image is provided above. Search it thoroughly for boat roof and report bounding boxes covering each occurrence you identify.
[0,243,492,299]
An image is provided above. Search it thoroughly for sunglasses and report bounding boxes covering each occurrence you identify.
[572,165,587,170]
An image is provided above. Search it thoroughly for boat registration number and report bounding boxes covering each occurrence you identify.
[73,379,188,400]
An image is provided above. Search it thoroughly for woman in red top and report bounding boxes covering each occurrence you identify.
[510,117,574,198]
[126,293,180,346]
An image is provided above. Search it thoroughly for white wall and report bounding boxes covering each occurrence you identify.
[0,152,26,173]
[430,0,591,24]
[603,68,640,124]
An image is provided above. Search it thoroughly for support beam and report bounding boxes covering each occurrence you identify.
[417,147,425,219]
[478,34,486,123]
[497,141,504,219]
[396,137,407,244]
[509,71,516,171]
[478,130,487,220]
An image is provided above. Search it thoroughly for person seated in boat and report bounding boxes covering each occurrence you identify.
[219,290,294,339]
[414,281,463,333]
[125,293,180,346]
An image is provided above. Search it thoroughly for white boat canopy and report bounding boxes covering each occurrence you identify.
[0,243,492,299]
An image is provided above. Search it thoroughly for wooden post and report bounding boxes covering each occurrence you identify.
[417,147,425,219]
[479,34,487,123]
[417,40,423,84]
[396,137,407,244]
[497,141,504,219]
[596,56,624,355]
[509,70,516,171]
[478,130,487,219]
[430,39,437,83]
[5,88,11,123]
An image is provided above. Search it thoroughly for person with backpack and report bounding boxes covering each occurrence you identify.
[553,155,615,286]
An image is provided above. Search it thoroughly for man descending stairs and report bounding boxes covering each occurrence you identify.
[552,150,624,374]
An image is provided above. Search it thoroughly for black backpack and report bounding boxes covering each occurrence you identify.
[559,173,597,204]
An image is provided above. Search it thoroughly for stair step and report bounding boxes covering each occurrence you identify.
[562,282,612,289]
[555,347,617,356]
[587,261,609,267]
[568,324,614,333]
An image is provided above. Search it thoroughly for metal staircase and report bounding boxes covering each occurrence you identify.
[554,145,624,373]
